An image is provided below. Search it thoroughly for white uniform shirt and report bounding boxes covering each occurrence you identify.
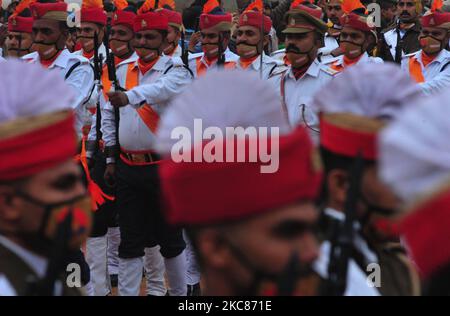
[324,52,384,69]
[22,49,94,136]
[87,53,139,149]
[235,53,283,80]
[401,49,450,95]
[102,55,192,152]
[187,48,239,78]
[270,58,338,129]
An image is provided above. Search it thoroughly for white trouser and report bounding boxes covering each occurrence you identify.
[144,246,167,296]
[183,230,201,285]
[118,257,143,296]
[107,227,120,275]
[165,252,187,296]
[86,236,111,296]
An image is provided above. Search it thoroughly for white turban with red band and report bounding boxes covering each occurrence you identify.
[0,60,77,181]
[156,70,322,226]
[379,90,450,278]
[313,63,422,160]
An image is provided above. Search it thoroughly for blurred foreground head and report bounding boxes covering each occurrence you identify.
[156,70,323,296]
[0,60,91,257]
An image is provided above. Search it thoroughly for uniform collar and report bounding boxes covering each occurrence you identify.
[0,235,48,278]
[334,52,369,66]
[416,49,450,66]
[133,54,169,72]
[247,53,278,70]
[118,52,138,67]
[50,49,76,69]
[287,57,321,80]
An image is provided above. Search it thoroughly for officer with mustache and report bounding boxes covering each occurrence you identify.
[378,0,422,63]
[235,8,283,79]
[23,0,94,139]
[5,6,34,58]
[269,2,338,132]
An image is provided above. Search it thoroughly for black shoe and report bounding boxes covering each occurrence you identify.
[187,283,201,296]
[110,274,118,288]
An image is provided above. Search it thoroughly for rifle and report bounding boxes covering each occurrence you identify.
[103,20,122,151]
[93,32,103,147]
[217,32,225,67]
[26,211,74,295]
[181,29,189,67]
[394,19,403,64]
[259,8,264,79]
[325,152,364,296]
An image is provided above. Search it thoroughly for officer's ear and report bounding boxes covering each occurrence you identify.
[263,34,270,48]
[326,169,349,207]
[0,185,22,224]
[196,228,232,270]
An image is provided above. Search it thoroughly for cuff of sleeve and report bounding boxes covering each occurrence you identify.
[106,157,116,164]
[125,90,143,108]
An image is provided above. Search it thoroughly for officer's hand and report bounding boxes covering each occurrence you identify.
[107,91,129,107]
[104,163,116,187]
[188,32,201,53]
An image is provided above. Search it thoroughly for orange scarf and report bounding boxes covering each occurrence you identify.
[82,50,94,60]
[126,63,160,133]
[138,57,160,76]
[408,55,425,83]
[40,51,62,68]
[343,54,363,67]
[114,55,127,66]
[196,56,236,77]
[421,51,436,68]
[239,55,258,70]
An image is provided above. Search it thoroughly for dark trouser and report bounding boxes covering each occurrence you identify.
[116,158,185,259]
[89,150,117,237]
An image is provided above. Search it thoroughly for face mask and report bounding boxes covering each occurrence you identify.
[223,237,320,296]
[359,195,399,242]
[163,40,177,55]
[236,42,259,59]
[78,36,95,53]
[202,43,221,59]
[14,190,92,254]
[33,41,59,60]
[7,35,32,57]
[420,36,443,55]
[285,43,315,68]
[339,40,363,59]
[110,39,133,58]
[135,46,159,62]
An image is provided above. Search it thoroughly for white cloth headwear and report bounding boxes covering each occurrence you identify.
[0,60,75,124]
[156,69,291,155]
[379,89,450,207]
[312,63,422,120]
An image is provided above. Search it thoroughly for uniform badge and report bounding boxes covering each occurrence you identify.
[141,19,147,28]
[429,17,435,25]
[114,13,118,21]
[204,16,209,24]
[11,18,17,26]
[290,17,296,26]
[243,14,248,22]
